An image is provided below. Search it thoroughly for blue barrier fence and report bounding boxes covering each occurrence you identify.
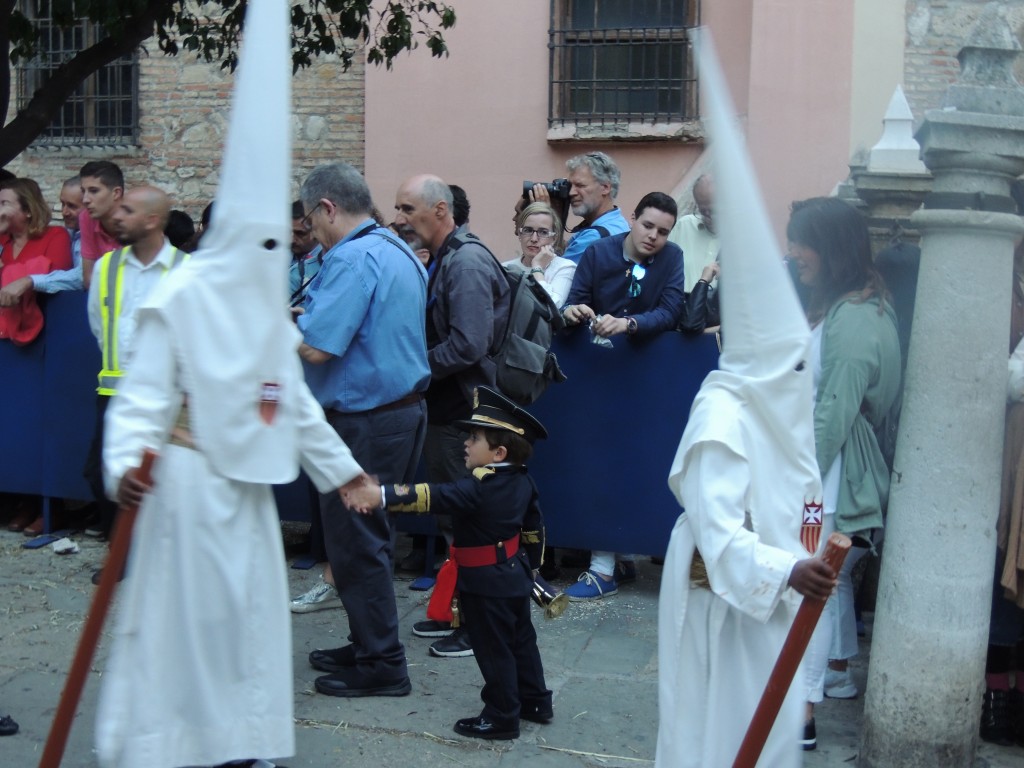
[0,293,719,557]
[530,328,718,557]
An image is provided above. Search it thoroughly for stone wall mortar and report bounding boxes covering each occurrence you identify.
[6,42,365,225]
[903,1,1024,122]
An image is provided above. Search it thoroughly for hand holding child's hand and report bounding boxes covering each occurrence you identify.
[339,473,382,515]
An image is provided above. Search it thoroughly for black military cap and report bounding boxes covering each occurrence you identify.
[455,386,548,443]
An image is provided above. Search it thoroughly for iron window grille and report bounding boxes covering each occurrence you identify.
[549,0,698,127]
[17,2,139,147]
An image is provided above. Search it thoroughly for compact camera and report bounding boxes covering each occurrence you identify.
[522,178,572,201]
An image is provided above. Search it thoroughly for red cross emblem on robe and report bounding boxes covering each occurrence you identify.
[259,382,281,425]
[801,499,823,555]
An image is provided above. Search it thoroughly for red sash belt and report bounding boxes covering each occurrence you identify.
[450,535,519,567]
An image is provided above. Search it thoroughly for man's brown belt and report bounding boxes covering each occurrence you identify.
[328,392,422,418]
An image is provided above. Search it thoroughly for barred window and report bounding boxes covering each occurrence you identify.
[549,0,698,126]
[17,2,139,147]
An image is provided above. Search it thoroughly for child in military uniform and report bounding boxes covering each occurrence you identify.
[345,386,552,740]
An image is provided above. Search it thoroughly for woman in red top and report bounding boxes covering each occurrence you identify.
[0,177,72,271]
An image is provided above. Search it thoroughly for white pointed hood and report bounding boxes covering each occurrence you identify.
[669,28,822,530]
[142,0,304,483]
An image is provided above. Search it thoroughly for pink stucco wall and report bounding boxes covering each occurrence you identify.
[365,1,853,253]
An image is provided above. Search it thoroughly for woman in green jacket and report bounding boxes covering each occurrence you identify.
[787,197,902,749]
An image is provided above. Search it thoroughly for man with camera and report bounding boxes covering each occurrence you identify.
[532,151,629,264]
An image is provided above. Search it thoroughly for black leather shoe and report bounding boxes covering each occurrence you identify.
[520,700,553,724]
[0,714,18,736]
[91,566,126,586]
[308,644,356,673]
[453,716,519,740]
[315,669,411,698]
[981,688,1014,745]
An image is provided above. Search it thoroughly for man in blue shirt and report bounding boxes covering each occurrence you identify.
[560,152,629,263]
[297,162,430,698]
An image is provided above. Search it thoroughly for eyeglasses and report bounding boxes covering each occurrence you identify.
[519,227,556,240]
[628,263,646,298]
[300,201,323,231]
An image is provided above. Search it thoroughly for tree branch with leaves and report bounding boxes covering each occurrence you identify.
[1,0,456,167]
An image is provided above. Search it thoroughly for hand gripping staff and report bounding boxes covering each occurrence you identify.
[732,532,851,768]
[39,449,158,768]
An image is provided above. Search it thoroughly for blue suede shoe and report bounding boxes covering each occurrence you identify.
[564,570,618,601]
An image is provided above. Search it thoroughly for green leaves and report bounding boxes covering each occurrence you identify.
[5,1,456,72]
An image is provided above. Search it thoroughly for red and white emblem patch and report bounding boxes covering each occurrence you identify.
[801,499,823,555]
[259,382,281,425]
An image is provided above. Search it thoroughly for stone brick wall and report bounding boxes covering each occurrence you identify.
[6,44,365,226]
[903,0,1024,122]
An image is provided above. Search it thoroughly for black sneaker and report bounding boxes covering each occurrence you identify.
[800,718,816,751]
[413,619,453,638]
[430,626,474,657]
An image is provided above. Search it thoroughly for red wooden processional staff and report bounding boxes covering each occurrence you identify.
[38,449,158,768]
[732,531,852,768]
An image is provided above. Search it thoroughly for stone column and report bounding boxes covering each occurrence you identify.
[853,85,932,254]
[860,7,1024,767]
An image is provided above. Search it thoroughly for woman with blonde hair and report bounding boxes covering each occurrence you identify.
[0,177,72,271]
[504,201,576,308]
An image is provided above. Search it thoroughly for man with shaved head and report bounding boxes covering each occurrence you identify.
[84,186,187,559]
[394,174,510,658]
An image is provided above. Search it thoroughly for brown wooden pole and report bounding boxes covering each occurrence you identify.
[39,449,157,768]
[732,531,852,768]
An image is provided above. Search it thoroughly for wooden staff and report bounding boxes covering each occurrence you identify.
[39,449,157,768]
[732,531,852,768]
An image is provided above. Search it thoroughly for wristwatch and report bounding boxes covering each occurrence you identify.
[626,316,638,335]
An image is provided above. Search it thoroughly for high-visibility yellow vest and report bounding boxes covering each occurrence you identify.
[96,246,188,395]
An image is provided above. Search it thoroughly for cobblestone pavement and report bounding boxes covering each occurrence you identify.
[1,528,1021,767]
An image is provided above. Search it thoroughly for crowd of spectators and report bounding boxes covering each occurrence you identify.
[0,151,932,751]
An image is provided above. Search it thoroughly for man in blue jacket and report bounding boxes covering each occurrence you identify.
[561,191,686,600]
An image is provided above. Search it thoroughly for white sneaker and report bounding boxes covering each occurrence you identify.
[824,667,858,699]
[290,577,342,614]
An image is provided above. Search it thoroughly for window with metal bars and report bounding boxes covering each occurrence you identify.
[549,0,698,127]
[17,3,139,147]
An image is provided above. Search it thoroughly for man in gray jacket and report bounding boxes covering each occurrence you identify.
[393,175,510,657]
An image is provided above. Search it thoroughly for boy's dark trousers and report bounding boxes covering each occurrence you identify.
[461,592,551,728]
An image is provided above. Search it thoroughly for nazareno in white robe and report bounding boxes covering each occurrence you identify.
[95,312,363,768]
[656,386,811,768]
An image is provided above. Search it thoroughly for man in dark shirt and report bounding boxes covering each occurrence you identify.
[564,191,686,341]
[393,174,511,656]
[562,191,686,601]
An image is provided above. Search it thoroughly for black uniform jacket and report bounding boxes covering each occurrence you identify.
[387,464,544,598]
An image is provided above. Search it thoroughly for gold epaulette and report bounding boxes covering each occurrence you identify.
[472,466,496,481]
[520,529,542,544]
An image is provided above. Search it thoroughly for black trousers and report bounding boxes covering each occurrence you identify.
[83,394,119,537]
[320,399,427,679]
[461,592,551,727]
